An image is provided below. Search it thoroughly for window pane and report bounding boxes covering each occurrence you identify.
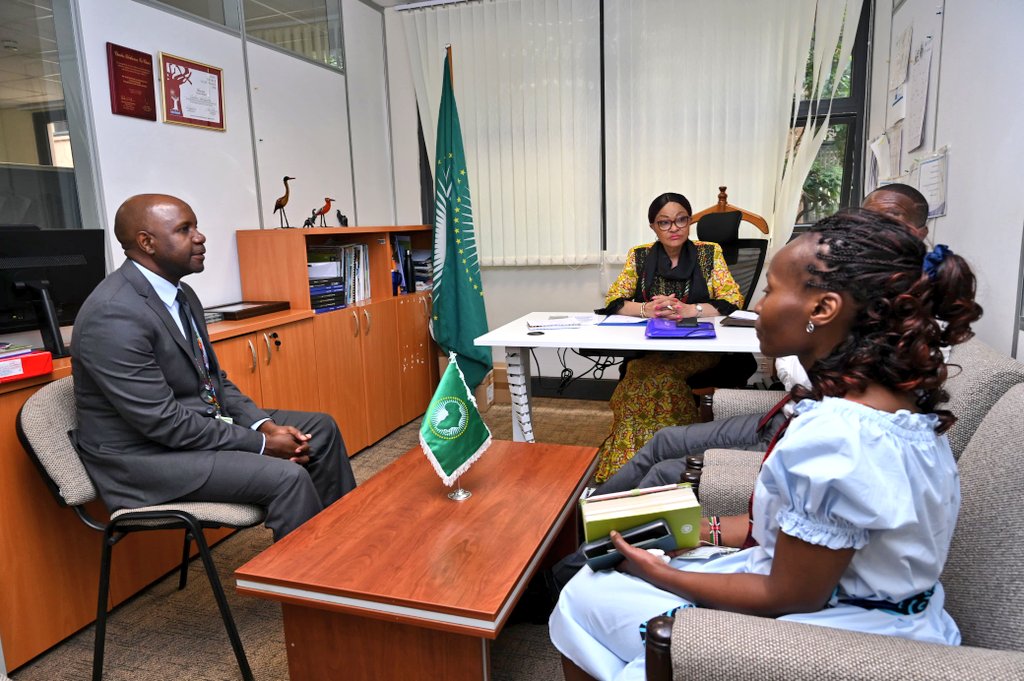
[0,0,82,229]
[244,0,342,69]
[801,39,852,100]
[152,0,233,26]
[794,122,849,225]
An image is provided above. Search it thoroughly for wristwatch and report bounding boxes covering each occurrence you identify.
[695,304,704,317]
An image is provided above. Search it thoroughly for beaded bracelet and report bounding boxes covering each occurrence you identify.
[708,515,722,546]
[640,302,648,318]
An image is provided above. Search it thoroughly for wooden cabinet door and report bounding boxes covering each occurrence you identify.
[396,293,434,423]
[313,310,369,454]
[360,298,402,443]
[213,333,263,406]
[256,319,320,412]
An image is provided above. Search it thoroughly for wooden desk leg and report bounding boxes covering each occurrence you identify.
[282,604,491,680]
[505,347,535,443]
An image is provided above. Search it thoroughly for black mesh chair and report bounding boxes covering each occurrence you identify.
[687,188,770,408]
[16,376,263,681]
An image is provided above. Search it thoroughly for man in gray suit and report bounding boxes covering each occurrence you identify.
[72,193,356,540]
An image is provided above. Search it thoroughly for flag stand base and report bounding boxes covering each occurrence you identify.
[448,487,472,501]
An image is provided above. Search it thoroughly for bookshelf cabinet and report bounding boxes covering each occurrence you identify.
[236,226,437,455]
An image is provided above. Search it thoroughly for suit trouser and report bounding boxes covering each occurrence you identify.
[549,409,787,592]
[180,410,355,540]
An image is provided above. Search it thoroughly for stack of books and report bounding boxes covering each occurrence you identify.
[580,483,701,550]
[307,246,348,313]
[308,243,371,308]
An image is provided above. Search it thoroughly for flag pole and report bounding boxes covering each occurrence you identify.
[448,476,471,502]
[445,44,453,87]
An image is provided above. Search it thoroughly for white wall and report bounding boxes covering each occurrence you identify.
[76,0,259,305]
[69,0,394,307]
[342,0,395,225]
[384,8,422,225]
[868,0,1024,355]
[248,42,355,230]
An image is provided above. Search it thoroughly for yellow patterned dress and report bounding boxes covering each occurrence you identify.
[594,241,744,482]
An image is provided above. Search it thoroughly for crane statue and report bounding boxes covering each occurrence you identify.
[273,176,295,228]
[303,197,335,228]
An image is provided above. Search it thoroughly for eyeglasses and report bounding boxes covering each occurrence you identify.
[653,215,692,231]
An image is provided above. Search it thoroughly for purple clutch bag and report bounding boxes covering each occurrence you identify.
[644,318,717,339]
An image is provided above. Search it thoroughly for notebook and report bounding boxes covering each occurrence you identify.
[644,318,717,339]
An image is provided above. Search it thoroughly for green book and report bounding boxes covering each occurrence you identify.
[580,483,701,550]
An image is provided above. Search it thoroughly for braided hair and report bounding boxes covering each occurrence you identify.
[794,209,983,433]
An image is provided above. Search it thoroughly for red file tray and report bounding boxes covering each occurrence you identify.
[0,351,54,383]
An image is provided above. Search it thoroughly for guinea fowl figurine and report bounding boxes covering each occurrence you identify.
[273,176,295,228]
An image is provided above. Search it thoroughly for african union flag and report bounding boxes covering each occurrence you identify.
[420,352,492,486]
[431,49,492,390]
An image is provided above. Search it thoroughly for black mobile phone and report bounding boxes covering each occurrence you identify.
[581,519,675,570]
[676,317,699,328]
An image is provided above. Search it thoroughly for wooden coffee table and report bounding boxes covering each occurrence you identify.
[235,440,598,680]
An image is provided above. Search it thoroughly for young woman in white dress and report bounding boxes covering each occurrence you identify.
[549,209,983,681]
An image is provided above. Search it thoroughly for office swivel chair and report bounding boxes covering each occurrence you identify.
[16,376,263,681]
[686,188,770,413]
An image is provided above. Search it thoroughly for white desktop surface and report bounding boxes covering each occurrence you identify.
[475,312,761,354]
[474,312,761,442]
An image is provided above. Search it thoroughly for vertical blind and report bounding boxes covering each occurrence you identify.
[394,0,861,274]
[397,0,603,266]
[603,0,815,261]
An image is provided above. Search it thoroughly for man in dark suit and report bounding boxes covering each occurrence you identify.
[72,193,356,540]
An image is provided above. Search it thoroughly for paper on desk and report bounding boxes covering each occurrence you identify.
[599,314,647,326]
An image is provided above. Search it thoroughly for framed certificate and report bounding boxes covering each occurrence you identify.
[159,52,226,131]
[106,43,157,121]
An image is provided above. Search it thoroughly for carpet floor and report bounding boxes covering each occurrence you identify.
[9,397,612,681]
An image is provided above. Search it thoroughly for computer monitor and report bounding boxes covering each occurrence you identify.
[0,228,106,358]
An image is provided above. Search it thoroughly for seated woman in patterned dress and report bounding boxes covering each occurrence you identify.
[551,209,982,681]
[594,192,743,482]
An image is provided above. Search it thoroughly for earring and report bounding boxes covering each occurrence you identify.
[806,321,815,334]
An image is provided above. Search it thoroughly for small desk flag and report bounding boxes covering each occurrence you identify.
[420,352,492,486]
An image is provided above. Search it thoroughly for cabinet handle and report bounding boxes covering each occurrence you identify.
[351,310,360,337]
[247,340,257,372]
[263,332,272,364]
[363,309,372,335]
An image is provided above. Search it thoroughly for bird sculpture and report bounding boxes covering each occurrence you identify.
[302,197,336,228]
[315,197,335,227]
[273,176,295,228]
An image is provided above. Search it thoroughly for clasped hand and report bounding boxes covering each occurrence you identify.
[258,421,311,464]
[649,294,695,321]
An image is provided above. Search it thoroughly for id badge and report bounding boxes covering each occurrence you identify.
[215,414,234,425]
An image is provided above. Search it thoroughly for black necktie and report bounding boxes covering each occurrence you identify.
[175,289,203,363]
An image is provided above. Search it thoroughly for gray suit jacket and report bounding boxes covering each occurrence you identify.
[71,260,269,510]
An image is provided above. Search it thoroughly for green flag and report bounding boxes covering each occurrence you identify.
[420,353,492,486]
[431,51,493,390]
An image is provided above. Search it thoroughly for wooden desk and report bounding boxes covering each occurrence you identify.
[474,312,762,441]
[236,440,597,680]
